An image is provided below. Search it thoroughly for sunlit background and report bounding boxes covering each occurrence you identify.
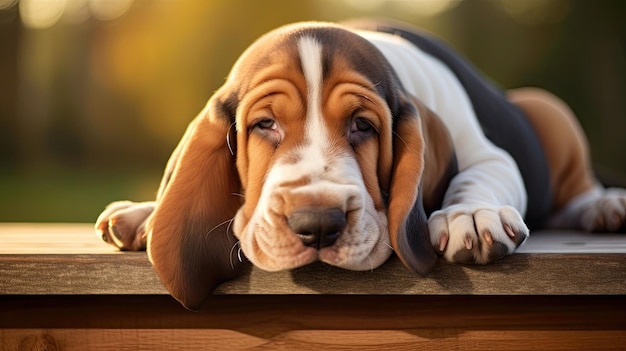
[0,0,624,222]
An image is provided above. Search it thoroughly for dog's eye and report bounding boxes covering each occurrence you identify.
[255,118,277,130]
[352,117,372,133]
[349,116,375,147]
[251,117,282,146]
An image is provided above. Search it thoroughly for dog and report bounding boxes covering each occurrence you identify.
[95,19,626,310]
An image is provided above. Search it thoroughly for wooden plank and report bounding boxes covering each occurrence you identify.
[1,251,625,295]
[215,253,626,294]
[0,254,167,295]
[1,295,624,330]
[2,224,624,349]
[518,230,626,253]
[0,223,625,295]
[2,223,626,254]
[2,329,625,351]
[0,295,624,349]
[0,222,118,254]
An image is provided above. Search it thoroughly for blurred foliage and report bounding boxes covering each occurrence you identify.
[0,0,624,222]
[0,168,160,222]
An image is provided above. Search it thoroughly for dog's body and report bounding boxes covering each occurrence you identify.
[96,20,626,309]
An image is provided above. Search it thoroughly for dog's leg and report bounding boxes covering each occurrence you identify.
[94,201,155,250]
[426,123,531,264]
[508,87,626,232]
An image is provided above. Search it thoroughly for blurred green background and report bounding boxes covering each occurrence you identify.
[0,0,624,223]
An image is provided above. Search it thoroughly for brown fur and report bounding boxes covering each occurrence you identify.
[417,100,458,214]
[95,22,626,312]
[148,23,459,299]
[386,94,453,275]
[148,98,243,311]
[507,88,597,211]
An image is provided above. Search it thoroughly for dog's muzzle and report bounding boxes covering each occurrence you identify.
[287,208,347,249]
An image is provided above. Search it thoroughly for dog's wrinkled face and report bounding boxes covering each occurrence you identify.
[228,24,402,271]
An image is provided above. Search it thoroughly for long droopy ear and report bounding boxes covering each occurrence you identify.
[387,96,439,276]
[147,92,244,311]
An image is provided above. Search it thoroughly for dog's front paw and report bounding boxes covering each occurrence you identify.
[580,188,626,232]
[428,205,529,264]
[94,201,155,250]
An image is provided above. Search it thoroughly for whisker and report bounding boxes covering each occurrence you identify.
[383,242,395,252]
[237,246,243,262]
[226,122,236,156]
[392,130,408,148]
[356,93,381,110]
[229,241,241,270]
[359,237,394,251]
[231,192,245,198]
[226,218,236,241]
[205,218,234,238]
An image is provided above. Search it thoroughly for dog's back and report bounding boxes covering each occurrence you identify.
[348,19,552,228]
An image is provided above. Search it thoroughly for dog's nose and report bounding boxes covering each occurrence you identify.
[287,208,346,249]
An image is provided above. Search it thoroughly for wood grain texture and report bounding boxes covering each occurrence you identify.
[215,253,626,294]
[0,254,167,294]
[0,295,624,350]
[2,295,624,330]
[2,329,625,351]
[1,223,625,295]
[0,223,119,254]
[3,223,626,254]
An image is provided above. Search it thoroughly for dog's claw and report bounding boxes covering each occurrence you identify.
[482,231,494,245]
[464,235,473,250]
[438,233,448,252]
[504,224,516,239]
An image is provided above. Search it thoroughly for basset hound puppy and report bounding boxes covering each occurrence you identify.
[95,19,626,310]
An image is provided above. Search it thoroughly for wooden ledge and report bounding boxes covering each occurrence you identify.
[1,222,625,295]
[1,223,625,350]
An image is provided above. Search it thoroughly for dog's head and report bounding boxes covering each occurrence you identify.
[147,22,441,310]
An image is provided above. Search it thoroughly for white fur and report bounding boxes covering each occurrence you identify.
[357,30,529,262]
[298,37,326,145]
[231,36,392,271]
[94,24,626,285]
[549,186,626,231]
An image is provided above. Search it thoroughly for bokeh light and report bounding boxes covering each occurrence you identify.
[17,0,134,29]
[342,0,462,17]
[19,0,66,29]
[0,0,17,10]
[0,0,625,222]
[495,0,570,26]
[88,0,133,21]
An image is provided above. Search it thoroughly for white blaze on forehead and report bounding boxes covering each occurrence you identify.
[233,36,392,272]
[298,36,323,123]
[297,36,329,166]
